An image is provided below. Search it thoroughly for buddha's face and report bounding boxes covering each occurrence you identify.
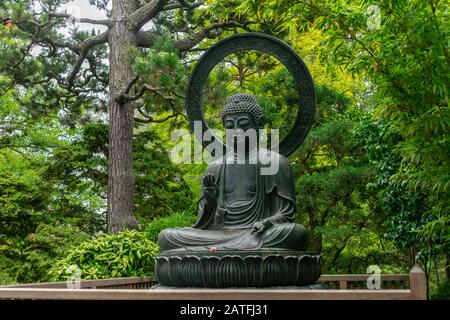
[223,112,259,151]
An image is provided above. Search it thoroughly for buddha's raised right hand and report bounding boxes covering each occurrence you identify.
[203,173,219,203]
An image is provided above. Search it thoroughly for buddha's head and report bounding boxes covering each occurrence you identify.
[220,94,263,151]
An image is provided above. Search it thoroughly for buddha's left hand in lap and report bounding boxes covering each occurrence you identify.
[251,219,271,235]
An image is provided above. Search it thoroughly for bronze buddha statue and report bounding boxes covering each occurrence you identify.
[158,93,309,252]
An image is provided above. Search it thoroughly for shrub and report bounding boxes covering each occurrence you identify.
[49,230,159,280]
[21,223,90,282]
[0,223,90,283]
[431,281,450,300]
[0,270,16,285]
[145,211,197,242]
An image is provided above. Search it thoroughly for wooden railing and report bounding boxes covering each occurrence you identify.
[2,276,157,290]
[2,275,410,290]
[0,265,426,300]
[319,274,410,290]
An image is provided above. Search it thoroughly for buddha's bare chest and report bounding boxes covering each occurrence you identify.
[224,164,257,200]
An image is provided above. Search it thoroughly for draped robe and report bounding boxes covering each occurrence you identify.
[158,149,309,252]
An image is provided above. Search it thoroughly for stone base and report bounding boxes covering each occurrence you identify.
[151,283,328,290]
[155,250,321,288]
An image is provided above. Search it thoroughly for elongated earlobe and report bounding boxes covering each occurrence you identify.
[259,117,265,129]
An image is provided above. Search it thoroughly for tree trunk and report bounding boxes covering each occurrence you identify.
[307,210,322,253]
[446,254,450,281]
[311,233,322,253]
[107,0,138,233]
[409,245,417,267]
[308,221,322,253]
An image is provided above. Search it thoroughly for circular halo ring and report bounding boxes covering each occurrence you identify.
[186,32,316,157]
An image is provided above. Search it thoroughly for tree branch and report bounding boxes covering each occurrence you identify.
[117,84,176,104]
[179,0,205,9]
[135,111,180,124]
[330,235,353,265]
[127,0,169,31]
[136,20,256,50]
[124,76,140,95]
[163,0,205,11]
[67,31,109,87]
[48,12,113,27]
[86,55,109,86]
[38,36,81,55]
[136,31,158,48]
[174,20,255,51]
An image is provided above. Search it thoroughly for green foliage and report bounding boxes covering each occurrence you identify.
[0,271,16,285]
[0,223,90,283]
[228,0,449,291]
[322,225,407,274]
[46,121,194,223]
[19,224,89,282]
[292,0,449,255]
[132,34,187,124]
[0,152,49,238]
[49,230,159,280]
[145,211,197,242]
[431,281,450,300]
[133,130,194,221]
[354,116,425,248]
[0,77,193,283]
[0,0,447,290]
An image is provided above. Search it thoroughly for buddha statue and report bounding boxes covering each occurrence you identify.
[158,93,310,252]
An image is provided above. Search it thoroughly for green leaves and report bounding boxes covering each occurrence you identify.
[132,34,187,118]
[0,0,447,290]
[241,0,449,277]
[49,230,159,281]
[0,223,90,283]
[145,211,197,242]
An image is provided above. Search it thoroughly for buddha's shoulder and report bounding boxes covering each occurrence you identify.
[204,157,225,173]
[258,148,290,166]
[203,149,291,171]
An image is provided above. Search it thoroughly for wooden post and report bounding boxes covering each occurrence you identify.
[339,280,348,289]
[409,264,427,300]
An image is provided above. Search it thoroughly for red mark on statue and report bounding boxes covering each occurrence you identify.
[209,246,217,253]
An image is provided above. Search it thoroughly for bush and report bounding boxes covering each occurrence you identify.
[49,230,159,280]
[0,223,90,284]
[21,223,90,282]
[431,281,450,300]
[0,270,16,285]
[145,211,197,242]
